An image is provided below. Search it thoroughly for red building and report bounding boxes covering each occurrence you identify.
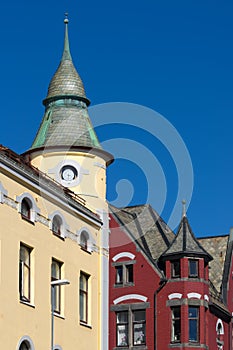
[109,204,233,350]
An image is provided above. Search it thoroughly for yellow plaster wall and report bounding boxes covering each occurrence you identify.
[0,170,103,349]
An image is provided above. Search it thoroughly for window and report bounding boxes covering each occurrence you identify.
[51,259,62,313]
[52,215,62,237]
[188,307,199,342]
[133,310,146,345]
[19,341,30,350]
[171,307,181,343]
[171,260,180,278]
[114,263,134,286]
[116,308,146,347]
[189,260,198,277]
[19,244,31,302]
[116,311,128,346]
[80,272,89,323]
[21,198,32,221]
[80,231,88,251]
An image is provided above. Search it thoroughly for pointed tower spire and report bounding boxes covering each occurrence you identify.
[182,199,186,217]
[160,207,212,263]
[62,13,72,61]
[28,15,113,155]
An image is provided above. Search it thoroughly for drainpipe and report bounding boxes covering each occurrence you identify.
[154,277,167,350]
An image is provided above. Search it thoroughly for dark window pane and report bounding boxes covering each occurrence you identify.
[126,264,133,283]
[21,199,31,220]
[189,260,198,277]
[133,310,146,345]
[188,307,199,342]
[171,260,180,278]
[171,307,181,342]
[115,266,123,284]
[117,312,129,346]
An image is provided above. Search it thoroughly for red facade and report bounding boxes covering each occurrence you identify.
[109,206,233,350]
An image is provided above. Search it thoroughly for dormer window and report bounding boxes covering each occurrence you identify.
[189,260,198,278]
[52,215,62,237]
[171,260,180,278]
[21,198,32,221]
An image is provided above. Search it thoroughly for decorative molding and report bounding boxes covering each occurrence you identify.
[0,182,7,203]
[216,319,224,335]
[168,293,183,300]
[112,252,135,262]
[187,292,201,299]
[113,294,148,305]
[16,335,35,350]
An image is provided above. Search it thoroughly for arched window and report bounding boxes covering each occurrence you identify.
[21,198,32,221]
[52,215,62,236]
[19,340,30,350]
[80,231,89,251]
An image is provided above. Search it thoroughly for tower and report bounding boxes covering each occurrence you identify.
[24,15,113,213]
[157,203,212,349]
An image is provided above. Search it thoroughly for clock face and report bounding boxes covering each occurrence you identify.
[61,165,78,182]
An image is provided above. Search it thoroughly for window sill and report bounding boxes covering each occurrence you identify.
[20,300,35,308]
[52,232,65,241]
[80,247,92,255]
[21,215,35,225]
[53,312,65,320]
[80,321,92,329]
[114,282,135,288]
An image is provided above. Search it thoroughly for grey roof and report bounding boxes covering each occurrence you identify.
[110,204,174,261]
[161,215,212,262]
[198,234,229,293]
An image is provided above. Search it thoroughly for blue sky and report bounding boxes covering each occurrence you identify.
[0,1,232,236]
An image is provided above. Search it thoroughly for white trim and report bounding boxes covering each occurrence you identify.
[168,293,182,300]
[187,292,201,299]
[16,335,35,350]
[16,192,40,223]
[113,294,148,305]
[216,319,224,335]
[54,346,62,350]
[0,182,7,203]
[48,211,69,238]
[112,252,135,262]
[204,294,209,302]
[0,163,101,227]
[77,227,96,253]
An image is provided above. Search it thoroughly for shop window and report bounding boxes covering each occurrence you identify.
[171,306,181,343]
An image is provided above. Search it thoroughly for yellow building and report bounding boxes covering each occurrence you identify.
[0,16,113,350]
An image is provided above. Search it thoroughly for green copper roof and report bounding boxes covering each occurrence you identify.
[31,16,102,150]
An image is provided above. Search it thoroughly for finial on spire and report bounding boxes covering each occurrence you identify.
[182,199,186,217]
[64,12,69,24]
[62,12,72,61]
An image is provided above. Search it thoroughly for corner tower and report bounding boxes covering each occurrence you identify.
[24,15,113,212]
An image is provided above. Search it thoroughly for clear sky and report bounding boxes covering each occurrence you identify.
[0,0,232,237]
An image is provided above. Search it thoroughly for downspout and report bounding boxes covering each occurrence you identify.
[154,277,167,350]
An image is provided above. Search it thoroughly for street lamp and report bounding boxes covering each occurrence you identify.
[51,279,70,350]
